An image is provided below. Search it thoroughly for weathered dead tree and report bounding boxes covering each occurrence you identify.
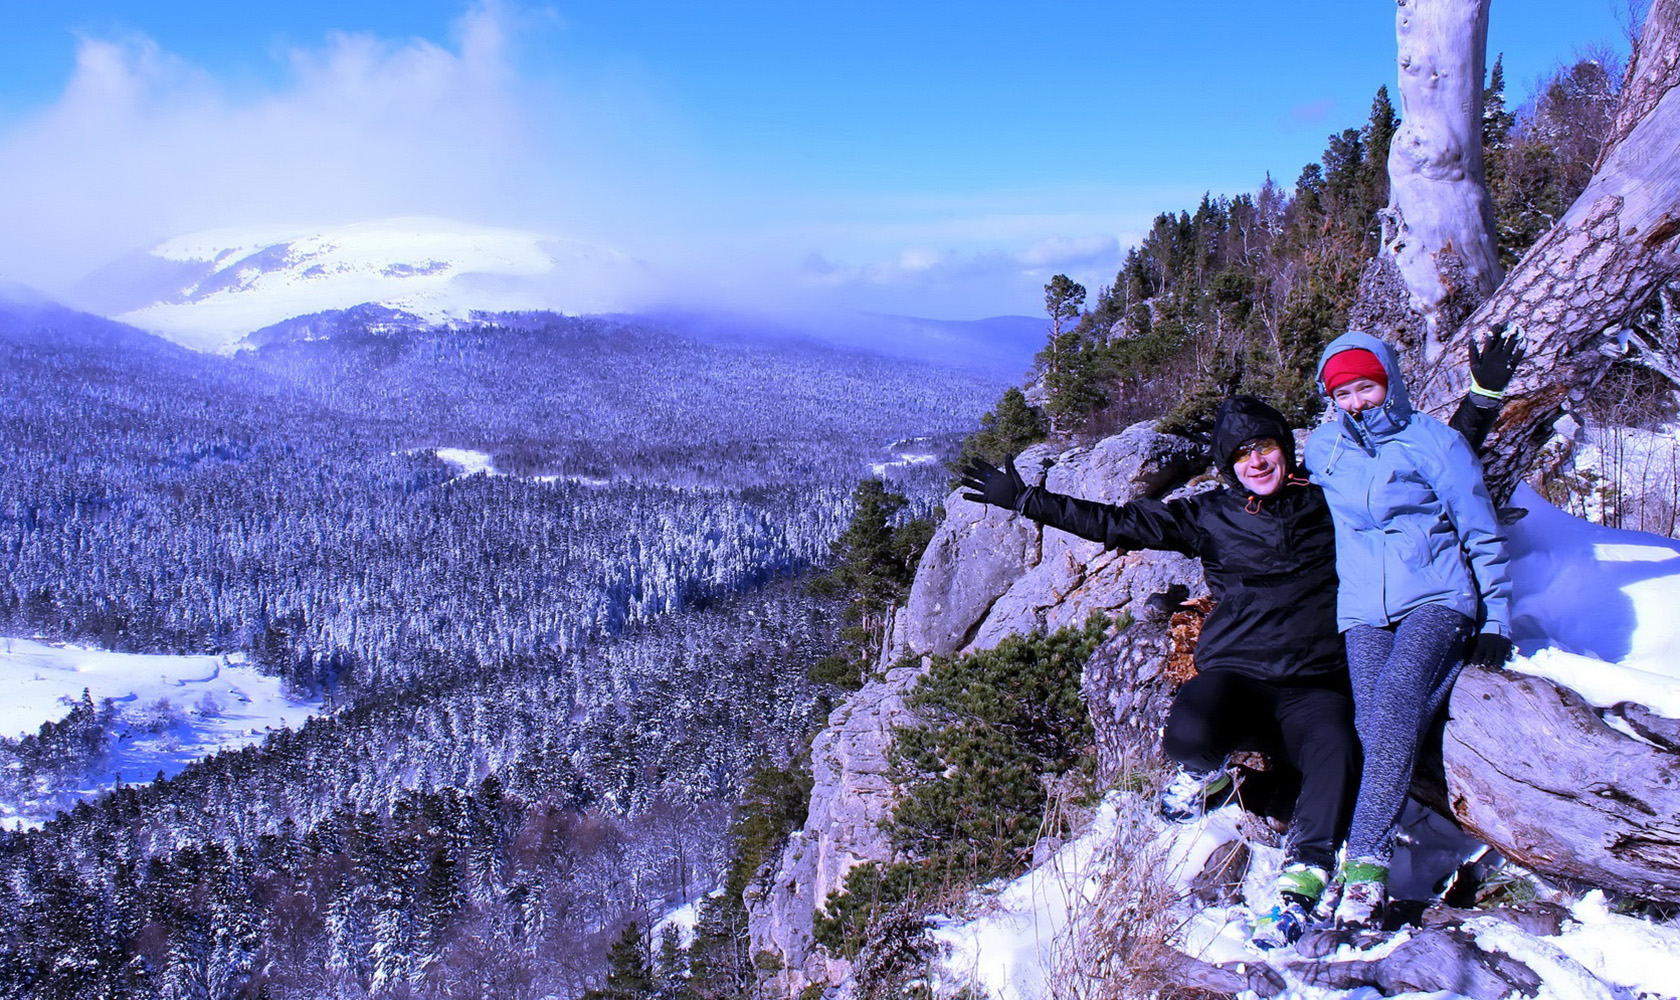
[1356,0,1504,351]
[1409,0,1680,499]
[1419,666,1680,901]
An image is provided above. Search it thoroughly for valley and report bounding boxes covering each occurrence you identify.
[0,298,1013,997]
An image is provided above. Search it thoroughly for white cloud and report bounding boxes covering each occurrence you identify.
[0,3,567,292]
[758,234,1121,320]
[0,3,1154,321]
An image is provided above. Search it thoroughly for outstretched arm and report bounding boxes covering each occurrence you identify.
[1447,325,1526,452]
[958,457,1198,555]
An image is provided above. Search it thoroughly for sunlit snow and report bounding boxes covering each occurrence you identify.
[434,446,498,478]
[430,446,610,486]
[0,638,322,829]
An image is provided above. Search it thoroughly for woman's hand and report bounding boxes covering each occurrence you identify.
[1467,632,1513,669]
[1469,324,1527,396]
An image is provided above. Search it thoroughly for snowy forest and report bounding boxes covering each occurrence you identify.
[0,305,992,996]
[6,1,1680,997]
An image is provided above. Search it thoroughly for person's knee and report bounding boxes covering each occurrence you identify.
[1162,713,1224,770]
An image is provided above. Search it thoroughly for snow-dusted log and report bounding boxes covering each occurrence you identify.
[1409,0,1680,498]
[1423,666,1680,901]
[1374,0,1503,349]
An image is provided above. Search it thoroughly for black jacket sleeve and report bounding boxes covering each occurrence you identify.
[1018,488,1201,556]
[1447,392,1503,453]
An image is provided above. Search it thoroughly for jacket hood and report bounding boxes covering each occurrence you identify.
[1317,331,1413,437]
[1211,395,1297,484]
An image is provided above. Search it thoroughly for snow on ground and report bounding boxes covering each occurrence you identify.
[870,451,939,477]
[928,484,1680,999]
[434,447,499,478]
[932,799,1127,999]
[429,447,611,487]
[0,638,322,829]
[656,894,711,951]
[870,436,943,477]
[1569,420,1680,536]
[1504,483,1680,680]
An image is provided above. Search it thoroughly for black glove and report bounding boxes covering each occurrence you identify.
[959,456,1029,511]
[1468,324,1526,396]
[1467,632,1513,669]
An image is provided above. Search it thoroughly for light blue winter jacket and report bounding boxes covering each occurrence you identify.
[1303,332,1512,637]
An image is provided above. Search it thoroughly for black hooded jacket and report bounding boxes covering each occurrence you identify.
[1018,394,1501,684]
[1021,397,1342,682]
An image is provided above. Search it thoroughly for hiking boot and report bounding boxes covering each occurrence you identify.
[1157,764,1236,822]
[1250,861,1328,950]
[1332,858,1389,932]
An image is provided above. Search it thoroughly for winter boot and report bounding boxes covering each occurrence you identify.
[1250,861,1328,950]
[1157,763,1237,822]
[1331,858,1389,933]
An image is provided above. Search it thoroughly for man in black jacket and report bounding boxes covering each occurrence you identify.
[958,333,1517,946]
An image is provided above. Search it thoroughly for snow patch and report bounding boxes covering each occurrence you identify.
[870,452,939,477]
[434,447,498,479]
[427,447,614,487]
[1545,891,1680,998]
[0,638,322,829]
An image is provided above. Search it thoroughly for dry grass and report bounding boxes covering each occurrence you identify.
[1041,791,1198,1000]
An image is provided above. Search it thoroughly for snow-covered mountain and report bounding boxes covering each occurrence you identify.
[69,217,648,352]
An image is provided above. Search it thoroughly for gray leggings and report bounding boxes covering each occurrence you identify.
[1343,603,1473,864]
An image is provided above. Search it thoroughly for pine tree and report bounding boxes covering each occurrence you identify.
[1037,275,1095,432]
[808,479,930,688]
[583,922,654,1000]
[954,387,1044,469]
[1363,85,1399,211]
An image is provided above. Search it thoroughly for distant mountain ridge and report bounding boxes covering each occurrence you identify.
[69,217,647,352]
[63,217,1046,376]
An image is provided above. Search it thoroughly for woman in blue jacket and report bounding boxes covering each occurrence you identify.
[1305,331,1514,932]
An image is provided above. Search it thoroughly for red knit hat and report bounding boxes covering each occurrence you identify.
[1322,348,1388,393]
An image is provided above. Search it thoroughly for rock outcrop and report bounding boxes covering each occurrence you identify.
[747,422,1209,997]
[746,656,931,993]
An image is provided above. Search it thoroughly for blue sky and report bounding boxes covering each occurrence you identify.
[0,1,1635,320]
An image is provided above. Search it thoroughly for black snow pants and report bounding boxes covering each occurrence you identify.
[1162,669,1359,871]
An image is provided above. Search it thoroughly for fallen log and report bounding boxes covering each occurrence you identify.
[1424,665,1680,901]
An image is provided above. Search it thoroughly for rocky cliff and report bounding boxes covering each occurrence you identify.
[746,422,1210,996]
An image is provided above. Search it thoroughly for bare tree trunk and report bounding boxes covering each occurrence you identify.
[1359,0,1503,354]
[1410,0,1680,500]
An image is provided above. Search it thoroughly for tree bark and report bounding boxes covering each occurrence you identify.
[1370,0,1503,353]
[1418,666,1680,902]
[1409,0,1680,499]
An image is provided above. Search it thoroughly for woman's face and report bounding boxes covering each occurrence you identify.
[1331,378,1388,415]
[1232,437,1285,496]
